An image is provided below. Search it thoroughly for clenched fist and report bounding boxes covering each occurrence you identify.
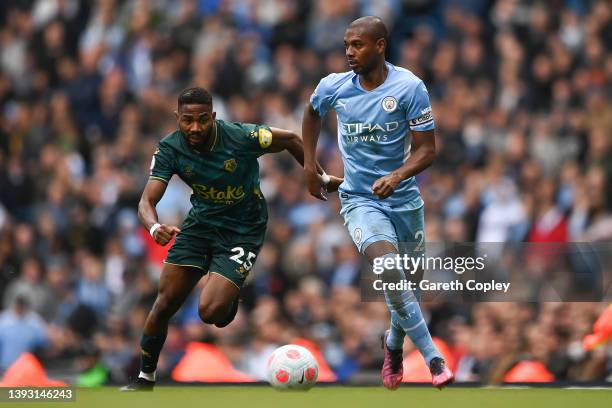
[372,172,402,199]
[152,224,181,246]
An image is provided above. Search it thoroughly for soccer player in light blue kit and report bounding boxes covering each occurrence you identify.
[302,16,454,390]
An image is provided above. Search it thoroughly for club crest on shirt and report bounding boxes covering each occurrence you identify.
[354,228,362,244]
[224,158,237,172]
[237,265,249,277]
[382,96,397,112]
[183,165,194,178]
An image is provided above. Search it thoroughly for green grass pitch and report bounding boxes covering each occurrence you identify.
[16,386,612,408]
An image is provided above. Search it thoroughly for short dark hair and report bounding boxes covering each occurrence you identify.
[348,16,388,43]
[178,87,213,108]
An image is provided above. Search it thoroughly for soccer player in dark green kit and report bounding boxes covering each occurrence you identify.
[122,87,341,391]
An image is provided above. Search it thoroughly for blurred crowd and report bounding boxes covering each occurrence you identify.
[0,0,611,385]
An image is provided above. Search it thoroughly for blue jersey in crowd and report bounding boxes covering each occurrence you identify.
[310,61,434,208]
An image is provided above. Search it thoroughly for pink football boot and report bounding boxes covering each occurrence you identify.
[430,357,454,389]
[381,330,404,390]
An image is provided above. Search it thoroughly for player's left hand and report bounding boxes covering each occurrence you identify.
[372,172,402,199]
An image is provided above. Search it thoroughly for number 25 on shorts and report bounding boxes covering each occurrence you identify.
[229,247,257,271]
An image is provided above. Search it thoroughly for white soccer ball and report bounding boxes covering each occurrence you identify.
[266,344,319,390]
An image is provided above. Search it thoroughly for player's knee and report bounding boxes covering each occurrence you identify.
[151,294,179,321]
[198,303,226,325]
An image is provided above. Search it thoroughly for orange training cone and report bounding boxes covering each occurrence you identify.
[0,353,66,387]
[503,361,554,383]
[172,342,254,382]
[583,304,612,351]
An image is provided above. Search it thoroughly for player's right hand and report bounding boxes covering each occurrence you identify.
[325,175,344,193]
[152,224,181,246]
[305,168,327,201]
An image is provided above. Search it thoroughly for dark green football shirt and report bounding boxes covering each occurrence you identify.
[149,119,274,234]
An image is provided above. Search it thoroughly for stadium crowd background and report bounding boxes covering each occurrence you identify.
[0,0,611,385]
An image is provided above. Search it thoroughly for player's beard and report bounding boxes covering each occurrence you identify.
[185,132,208,149]
[356,58,379,76]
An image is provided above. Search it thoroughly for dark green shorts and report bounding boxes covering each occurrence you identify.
[165,218,266,288]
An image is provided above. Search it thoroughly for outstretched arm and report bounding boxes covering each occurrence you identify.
[372,130,436,199]
[268,126,342,198]
[302,104,329,200]
[138,179,181,245]
[302,104,322,173]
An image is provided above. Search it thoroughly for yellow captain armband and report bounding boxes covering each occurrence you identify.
[258,128,272,148]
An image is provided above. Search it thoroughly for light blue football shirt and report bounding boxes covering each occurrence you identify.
[310,61,434,208]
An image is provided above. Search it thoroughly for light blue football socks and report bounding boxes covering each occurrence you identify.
[379,253,441,364]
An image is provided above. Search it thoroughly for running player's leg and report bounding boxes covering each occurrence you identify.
[364,239,407,390]
[123,223,211,391]
[340,196,407,389]
[341,194,444,389]
[365,240,440,362]
[139,264,203,380]
[374,204,442,368]
[389,203,453,388]
[198,232,263,327]
[197,272,240,326]
[369,237,450,388]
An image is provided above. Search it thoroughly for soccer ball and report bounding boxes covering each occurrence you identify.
[266,344,319,390]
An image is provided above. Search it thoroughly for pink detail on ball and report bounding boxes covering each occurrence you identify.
[267,354,274,367]
[286,349,300,359]
[305,367,316,381]
[276,370,289,383]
